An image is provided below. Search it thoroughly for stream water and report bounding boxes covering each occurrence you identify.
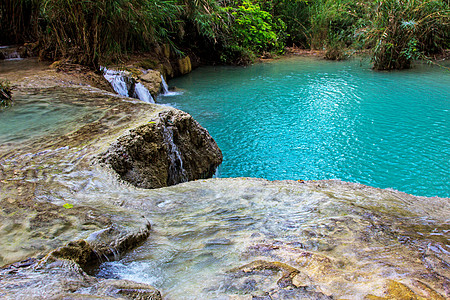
[158,57,450,198]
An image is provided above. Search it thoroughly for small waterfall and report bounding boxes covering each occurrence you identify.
[102,67,154,103]
[161,75,169,94]
[162,124,188,185]
[3,51,22,61]
[160,75,183,96]
[102,68,130,97]
[133,82,155,103]
[6,51,22,60]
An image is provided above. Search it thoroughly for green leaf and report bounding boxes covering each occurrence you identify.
[63,203,74,209]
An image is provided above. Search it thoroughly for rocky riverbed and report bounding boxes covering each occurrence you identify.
[0,59,449,299]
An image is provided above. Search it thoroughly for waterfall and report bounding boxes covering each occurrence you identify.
[133,82,155,103]
[161,75,169,94]
[102,68,130,97]
[160,75,183,96]
[6,51,22,60]
[162,124,188,185]
[102,67,154,103]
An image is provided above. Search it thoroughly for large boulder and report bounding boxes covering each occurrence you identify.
[96,108,223,189]
[138,70,163,98]
[177,56,192,75]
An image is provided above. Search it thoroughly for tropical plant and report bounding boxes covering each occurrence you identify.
[367,0,450,70]
[0,0,448,69]
[309,0,365,50]
[216,0,286,63]
[39,0,181,67]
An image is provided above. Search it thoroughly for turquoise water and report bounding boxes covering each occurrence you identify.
[159,57,450,197]
[0,89,102,144]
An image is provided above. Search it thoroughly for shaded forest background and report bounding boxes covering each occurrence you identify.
[0,0,449,70]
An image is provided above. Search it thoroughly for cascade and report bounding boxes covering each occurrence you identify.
[162,124,188,185]
[133,82,155,103]
[5,51,21,60]
[1,46,22,60]
[160,75,183,96]
[102,67,154,103]
[161,75,169,94]
[102,68,130,97]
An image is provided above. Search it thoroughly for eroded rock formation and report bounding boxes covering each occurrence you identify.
[96,108,222,189]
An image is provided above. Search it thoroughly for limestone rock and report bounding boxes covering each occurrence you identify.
[177,56,192,75]
[86,223,151,259]
[0,258,162,299]
[96,108,223,189]
[138,70,162,98]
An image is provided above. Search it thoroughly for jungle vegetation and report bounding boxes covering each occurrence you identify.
[1,0,449,70]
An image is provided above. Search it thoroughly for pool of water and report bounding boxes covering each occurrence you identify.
[158,57,450,197]
[0,89,102,144]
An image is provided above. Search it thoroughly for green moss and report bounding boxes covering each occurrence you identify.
[138,58,158,70]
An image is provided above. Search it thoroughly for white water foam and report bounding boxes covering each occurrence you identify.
[134,82,155,103]
[162,125,188,184]
[160,75,183,96]
[102,67,155,103]
[102,68,129,97]
[4,51,23,61]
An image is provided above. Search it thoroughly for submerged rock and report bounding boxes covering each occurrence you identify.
[110,178,449,299]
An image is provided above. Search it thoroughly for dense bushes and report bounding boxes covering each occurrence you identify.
[39,0,182,67]
[367,0,450,70]
[0,0,448,69]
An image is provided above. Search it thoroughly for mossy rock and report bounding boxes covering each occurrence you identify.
[137,58,158,70]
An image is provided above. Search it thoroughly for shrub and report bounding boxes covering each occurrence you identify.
[217,0,286,63]
[367,0,450,70]
[39,0,181,67]
[309,0,365,49]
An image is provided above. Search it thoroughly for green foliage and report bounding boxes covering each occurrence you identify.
[0,80,13,108]
[228,1,281,52]
[367,0,450,70]
[324,34,349,60]
[270,0,310,48]
[215,1,286,63]
[1,0,448,69]
[309,0,367,49]
[39,0,182,67]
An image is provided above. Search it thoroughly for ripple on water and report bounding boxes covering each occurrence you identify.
[158,57,450,197]
[94,179,450,299]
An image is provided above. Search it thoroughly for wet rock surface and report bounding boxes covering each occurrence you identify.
[0,258,162,299]
[139,69,163,98]
[0,66,221,298]
[100,178,449,299]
